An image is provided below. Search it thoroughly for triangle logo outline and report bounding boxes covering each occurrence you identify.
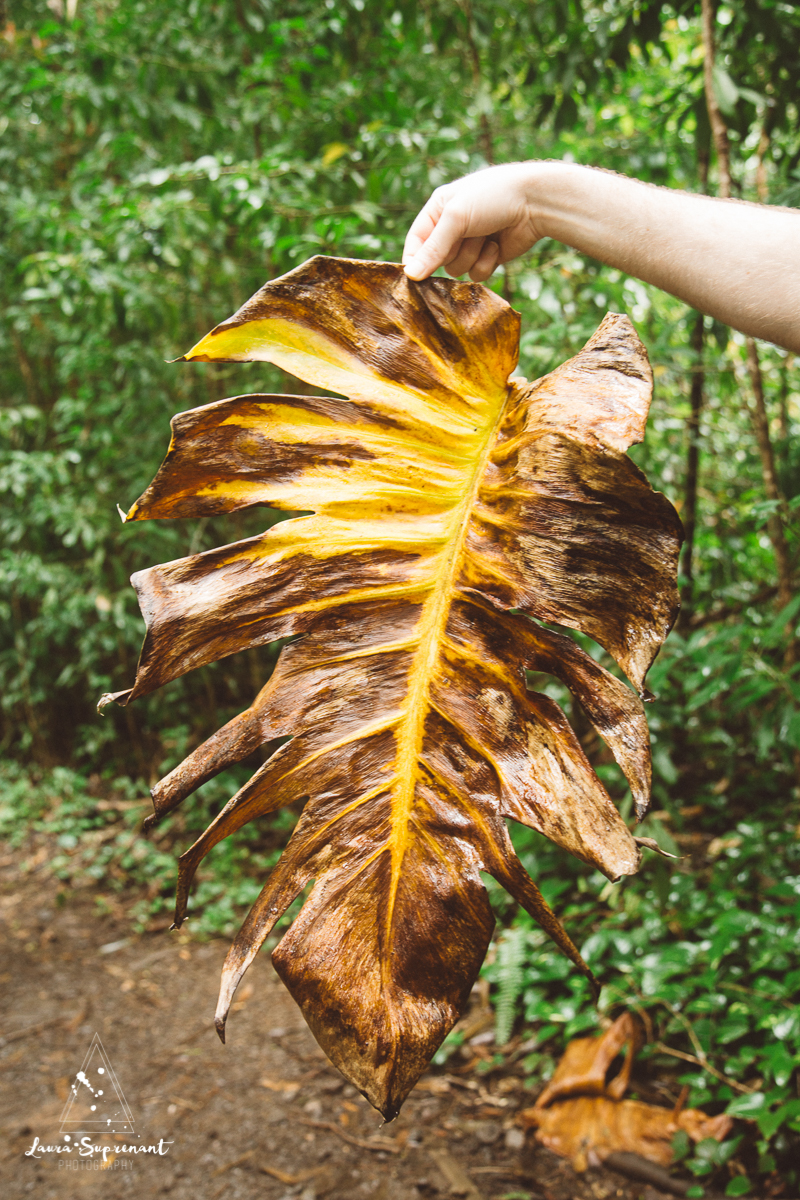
[59,1033,135,1134]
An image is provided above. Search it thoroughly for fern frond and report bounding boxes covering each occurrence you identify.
[494,925,529,1047]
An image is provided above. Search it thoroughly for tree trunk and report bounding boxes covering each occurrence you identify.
[701,0,797,806]
[778,358,792,442]
[456,0,514,303]
[756,124,770,203]
[744,340,793,611]
[778,354,793,471]
[700,0,732,200]
[678,144,710,629]
[741,343,792,608]
[678,313,705,625]
[701,0,793,612]
[457,0,494,166]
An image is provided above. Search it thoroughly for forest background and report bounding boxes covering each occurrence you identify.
[2,0,800,1193]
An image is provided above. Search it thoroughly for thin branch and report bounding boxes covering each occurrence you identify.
[297,1118,400,1154]
[653,1042,755,1095]
[633,989,758,1096]
[689,584,779,629]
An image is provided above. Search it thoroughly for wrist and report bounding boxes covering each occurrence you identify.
[516,160,597,243]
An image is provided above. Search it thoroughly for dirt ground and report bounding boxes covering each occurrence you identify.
[1,852,684,1200]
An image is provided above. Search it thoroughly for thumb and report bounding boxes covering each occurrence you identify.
[403,207,469,280]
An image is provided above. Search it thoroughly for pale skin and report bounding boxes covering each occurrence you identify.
[402,161,800,354]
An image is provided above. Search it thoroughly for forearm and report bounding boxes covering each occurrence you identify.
[525,163,800,352]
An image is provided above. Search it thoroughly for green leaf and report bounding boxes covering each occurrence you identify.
[671,1128,691,1161]
[757,1104,790,1139]
[712,64,739,115]
[693,1136,725,1163]
[652,743,679,785]
[737,87,765,107]
[726,1090,767,1117]
[724,1178,751,1197]
[716,1017,750,1045]
[761,1042,798,1087]
[763,592,800,645]
[749,498,780,524]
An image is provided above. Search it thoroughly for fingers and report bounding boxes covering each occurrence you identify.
[444,237,500,281]
[468,240,500,282]
[408,232,500,284]
[443,235,489,279]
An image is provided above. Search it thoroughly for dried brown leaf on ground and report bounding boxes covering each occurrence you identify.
[522,1013,733,1171]
[100,257,681,1117]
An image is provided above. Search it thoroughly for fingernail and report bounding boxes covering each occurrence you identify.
[404,258,424,279]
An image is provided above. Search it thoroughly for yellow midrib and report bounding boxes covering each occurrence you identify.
[385,384,512,940]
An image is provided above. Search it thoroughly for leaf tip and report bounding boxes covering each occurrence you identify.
[97,688,132,713]
[633,799,650,823]
[634,836,680,860]
[214,984,233,1044]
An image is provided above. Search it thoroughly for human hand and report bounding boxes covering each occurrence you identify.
[402,162,544,282]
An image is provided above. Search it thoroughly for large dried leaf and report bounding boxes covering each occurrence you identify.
[101,257,681,1118]
[522,1014,733,1171]
[526,1094,734,1172]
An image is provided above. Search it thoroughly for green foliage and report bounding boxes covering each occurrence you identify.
[481,812,800,1187]
[2,1,800,1190]
[0,760,297,937]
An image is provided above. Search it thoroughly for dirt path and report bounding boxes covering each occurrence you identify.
[0,854,662,1200]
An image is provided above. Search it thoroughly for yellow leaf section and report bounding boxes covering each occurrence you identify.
[179,277,516,950]
[220,404,469,466]
[387,395,508,926]
[182,317,487,441]
[207,516,454,586]
[207,409,471,514]
[124,399,474,525]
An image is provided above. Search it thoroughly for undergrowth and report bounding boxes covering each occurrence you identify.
[0,760,298,938]
[2,744,799,1196]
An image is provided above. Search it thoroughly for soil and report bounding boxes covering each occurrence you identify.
[1,852,679,1200]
